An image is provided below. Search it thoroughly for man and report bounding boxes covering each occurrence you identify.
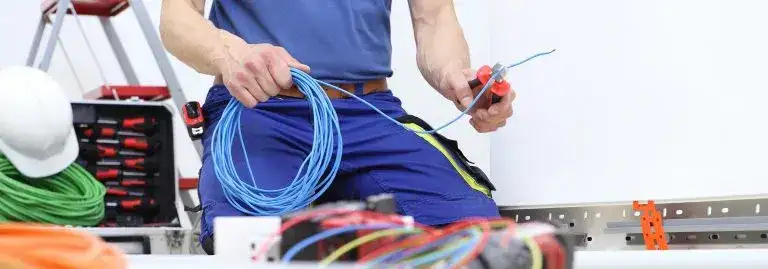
[159,0,515,254]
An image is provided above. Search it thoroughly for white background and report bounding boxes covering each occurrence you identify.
[0,1,491,185]
[490,0,768,206]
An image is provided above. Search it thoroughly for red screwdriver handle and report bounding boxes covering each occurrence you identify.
[88,166,121,180]
[120,178,152,187]
[122,137,159,152]
[123,157,157,172]
[120,198,156,211]
[98,145,118,158]
[122,116,156,133]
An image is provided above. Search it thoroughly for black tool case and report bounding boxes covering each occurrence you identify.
[69,100,191,254]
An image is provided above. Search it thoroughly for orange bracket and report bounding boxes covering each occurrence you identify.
[632,200,669,250]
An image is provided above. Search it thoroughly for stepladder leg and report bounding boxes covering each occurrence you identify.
[27,17,48,67]
[128,0,189,112]
[39,0,72,71]
[100,17,139,85]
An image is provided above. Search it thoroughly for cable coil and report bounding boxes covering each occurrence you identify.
[0,155,106,226]
[0,222,126,269]
[211,50,556,216]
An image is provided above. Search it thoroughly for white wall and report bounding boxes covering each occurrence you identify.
[0,1,493,189]
[490,0,768,206]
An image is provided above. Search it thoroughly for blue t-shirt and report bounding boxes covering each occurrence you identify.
[209,0,393,84]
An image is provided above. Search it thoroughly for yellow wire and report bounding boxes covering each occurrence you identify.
[402,236,472,264]
[319,228,422,267]
[522,237,543,269]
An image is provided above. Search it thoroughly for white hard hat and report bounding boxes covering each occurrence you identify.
[0,66,78,178]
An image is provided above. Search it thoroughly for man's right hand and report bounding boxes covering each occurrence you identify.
[216,42,310,108]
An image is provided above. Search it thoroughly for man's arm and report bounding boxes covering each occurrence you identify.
[159,0,238,75]
[409,0,514,133]
[159,0,309,107]
[409,0,471,105]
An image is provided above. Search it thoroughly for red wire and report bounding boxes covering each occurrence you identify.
[451,220,492,269]
[356,218,498,264]
[251,208,356,261]
[252,209,432,261]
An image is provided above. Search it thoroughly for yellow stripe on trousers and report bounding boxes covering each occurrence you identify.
[402,123,491,197]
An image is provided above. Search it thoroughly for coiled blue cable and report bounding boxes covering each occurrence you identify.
[211,50,555,216]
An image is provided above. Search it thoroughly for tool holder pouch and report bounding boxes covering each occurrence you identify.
[395,115,497,194]
[71,100,179,227]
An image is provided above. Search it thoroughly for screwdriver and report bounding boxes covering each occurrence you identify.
[105,197,157,212]
[79,143,146,160]
[106,186,147,197]
[79,126,145,139]
[96,137,160,152]
[103,178,154,188]
[91,157,158,172]
[98,116,157,133]
[86,166,147,180]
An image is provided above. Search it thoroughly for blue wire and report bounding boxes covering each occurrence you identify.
[281,224,403,262]
[379,231,471,264]
[407,229,481,268]
[211,50,555,216]
[316,48,556,135]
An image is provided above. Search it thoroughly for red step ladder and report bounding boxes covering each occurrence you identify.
[26,0,200,200]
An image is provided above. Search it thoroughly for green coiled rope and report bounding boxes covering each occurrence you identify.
[0,154,106,226]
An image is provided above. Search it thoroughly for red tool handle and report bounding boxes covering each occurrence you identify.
[468,65,508,104]
[82,127,117,138]
[122,116,157,133]
[88,167,121,180]
[103,178,152,188]
[120,178,152,187]
[182,101,205,140]
[122,157,158,172]
[120,198,156,210]
[106,198,157,211]
[98,145,118,157]
[122,137,159,152]
[86,166,147,180]
[106,187,146,197]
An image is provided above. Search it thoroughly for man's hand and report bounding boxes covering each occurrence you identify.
[441,66,516,133]
[215,42,310,108]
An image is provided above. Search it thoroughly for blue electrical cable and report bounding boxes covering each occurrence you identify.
[378,230,471,264]
[406,229,481,268]
[211,50,556,216]
[281,224,403,262]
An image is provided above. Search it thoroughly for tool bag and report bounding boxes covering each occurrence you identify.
[395,115,496,196]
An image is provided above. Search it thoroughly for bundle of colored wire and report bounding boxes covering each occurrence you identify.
[282,223,405,262]
[319,228,422,267]
[0,155,106,226]
[0,222,126,269]
[211,50,556,216]
[357,219,513,268]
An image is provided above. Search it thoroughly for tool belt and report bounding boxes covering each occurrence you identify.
[396,115,497,195]
[281,79,388,99]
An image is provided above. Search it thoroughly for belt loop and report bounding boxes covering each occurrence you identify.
[354,83,365,96]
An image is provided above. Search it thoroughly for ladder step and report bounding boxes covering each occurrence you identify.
[41,0,129,17]
[84,85,171,101]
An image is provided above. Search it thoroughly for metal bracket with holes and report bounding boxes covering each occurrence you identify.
[499,196,768,250]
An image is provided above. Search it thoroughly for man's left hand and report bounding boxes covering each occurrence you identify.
[443,68,516,133]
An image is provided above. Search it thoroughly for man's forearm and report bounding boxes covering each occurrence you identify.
[411,2,470,96]
[159,0,245,75]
